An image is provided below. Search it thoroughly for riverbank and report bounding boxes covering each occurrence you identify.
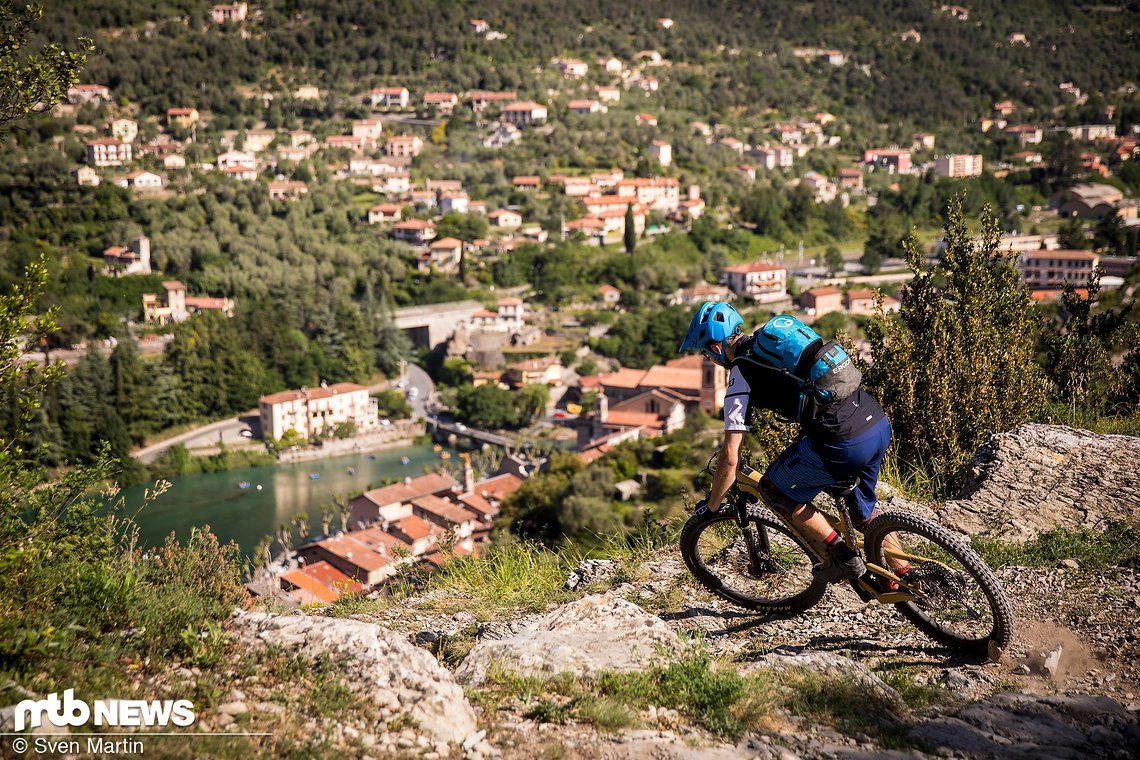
[122,442,461,555]
[276,421,423,464]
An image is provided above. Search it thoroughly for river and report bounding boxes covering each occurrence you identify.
[119,443,459,556]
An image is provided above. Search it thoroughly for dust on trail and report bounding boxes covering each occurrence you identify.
[1012,619,1103,689]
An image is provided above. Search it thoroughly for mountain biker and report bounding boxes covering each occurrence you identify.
[678,301,899,583]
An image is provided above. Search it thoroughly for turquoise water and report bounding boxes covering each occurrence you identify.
[120,444,458,556]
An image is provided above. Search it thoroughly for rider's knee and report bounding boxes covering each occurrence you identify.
[850,504,879,533]
[759,474,801,520]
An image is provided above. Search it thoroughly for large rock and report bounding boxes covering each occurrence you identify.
[231,610,476,744]
[742,648,905,718]
[455,595,683,685]
[941,424,1140,542]
[911,692,1140,759]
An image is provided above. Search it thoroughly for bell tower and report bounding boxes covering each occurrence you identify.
[700,355,726,414]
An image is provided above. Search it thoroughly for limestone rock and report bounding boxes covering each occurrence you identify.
[231,610,476,744]
[564,559,618,590]
[942,424,1140,541]
[911,692,1140,758]
[742,648,905,717]
[455,595,683,685]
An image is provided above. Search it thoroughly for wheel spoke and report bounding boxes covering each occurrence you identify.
[865,512,1014,654]
[682,506,823,611]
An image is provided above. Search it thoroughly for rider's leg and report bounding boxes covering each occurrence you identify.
[847,420,909,574]
[757,473,832,553]
[760,473,865,581]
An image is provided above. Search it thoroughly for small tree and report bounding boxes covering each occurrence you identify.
[864,199,1047,488]
[1044,271,1136,415]
[624,203,636,254]
[336,494,351,532]
[0,3,92,139]
[292,515,311,543]
[825,246,844,277]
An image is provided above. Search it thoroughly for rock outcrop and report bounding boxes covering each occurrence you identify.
[911,692,1140,759]
[941,423,1140,541]
[455,595,684,685]
[231,610,477,744]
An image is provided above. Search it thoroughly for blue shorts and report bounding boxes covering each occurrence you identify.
[764,417,892,521]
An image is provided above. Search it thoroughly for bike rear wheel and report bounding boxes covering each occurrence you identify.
[680,504,826,613]
[863,511,1014,657]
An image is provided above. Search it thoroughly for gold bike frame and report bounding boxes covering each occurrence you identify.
[733,468,936,605]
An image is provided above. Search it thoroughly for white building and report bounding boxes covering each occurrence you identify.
[73,166,100,186]
[616,177,681,212]
[722,262,788,303]
[216,150,256,169]
[103,236,151,275]
[259,383,378,441]
[117,170,164,191]
[211,2,248,23]
[440,192,470,215]
[482,122,521,149]
[648,140,672,167]
[85,138,131,167]
[371,87,410,108]
[503,102,548,127]
[801,171,837,203]
[556,59,589,78]
[934,154,983,178]
[110,118,138,143]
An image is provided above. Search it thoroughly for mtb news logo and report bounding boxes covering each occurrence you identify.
[14,689,195,731]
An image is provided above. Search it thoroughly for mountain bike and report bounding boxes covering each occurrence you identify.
[679,461,1014,657]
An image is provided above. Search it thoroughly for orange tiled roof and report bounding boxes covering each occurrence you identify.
[663,354,702,368]
[598,367,647,389]
[356,472,459,509]
[638,365,701,392]
[391,514,440,541]
[474,473,524,502]
[312,534,391,572]
[723,262,785,274]
[302,560,363,594]
[281,568,339,603]
[412,494,478,525]
[259,382,367,406]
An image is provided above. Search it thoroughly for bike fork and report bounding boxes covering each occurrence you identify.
[735,499,769,577]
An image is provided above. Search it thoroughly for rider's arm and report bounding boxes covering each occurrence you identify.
[707,430,743,510]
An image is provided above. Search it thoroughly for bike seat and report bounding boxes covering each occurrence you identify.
[822,478,860,499]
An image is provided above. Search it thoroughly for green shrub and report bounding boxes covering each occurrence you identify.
[864,200,1048,494]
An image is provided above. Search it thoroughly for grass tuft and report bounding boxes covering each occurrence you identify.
[971,521,1140,570]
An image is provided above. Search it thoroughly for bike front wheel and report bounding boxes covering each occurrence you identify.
[863,511,1014,657]
[680,503,827,613]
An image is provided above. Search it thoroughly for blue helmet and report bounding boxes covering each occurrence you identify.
[678,301,743,366]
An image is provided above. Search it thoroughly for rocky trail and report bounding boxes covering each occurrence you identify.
[17,423,1131,759]
[316,425,1140,759]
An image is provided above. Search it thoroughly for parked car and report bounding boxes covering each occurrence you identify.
[239,429,254,438]
[379,418,392,427]
[406,387,419,400]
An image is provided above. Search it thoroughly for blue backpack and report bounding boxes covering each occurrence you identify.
[740,315,862,414]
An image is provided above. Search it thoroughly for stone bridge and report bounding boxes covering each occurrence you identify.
[393,300,482,349]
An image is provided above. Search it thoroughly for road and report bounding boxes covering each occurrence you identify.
[133,363,437,464]
[134,414,258,463]
[20,338,169,367]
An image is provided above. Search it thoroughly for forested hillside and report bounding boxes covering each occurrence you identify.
[32,0,1140,130]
